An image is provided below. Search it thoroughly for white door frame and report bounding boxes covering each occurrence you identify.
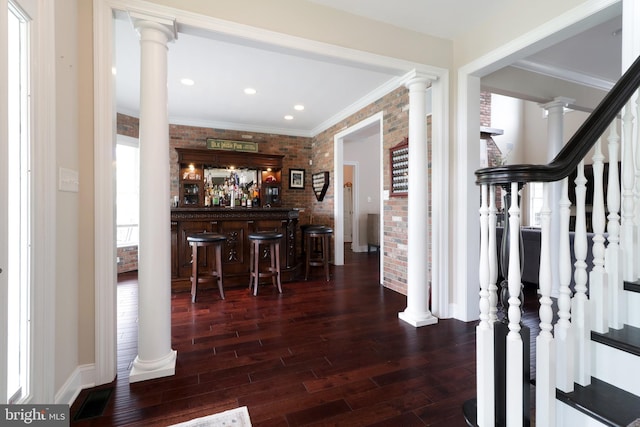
[333,113,383,268]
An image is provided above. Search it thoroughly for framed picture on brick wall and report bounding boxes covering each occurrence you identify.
[289,168,305,189]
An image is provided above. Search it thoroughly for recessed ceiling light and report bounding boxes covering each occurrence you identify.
[244,87,257,95]
[294,104,305,111]
[180,78,195,86]
[284,115,294,120]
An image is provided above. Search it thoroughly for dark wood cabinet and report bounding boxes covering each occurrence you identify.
[171,208,299,292]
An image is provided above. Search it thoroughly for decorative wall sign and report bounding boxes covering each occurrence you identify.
[390,137,409,197]
[206,138,258,153]
[312,171,330,202]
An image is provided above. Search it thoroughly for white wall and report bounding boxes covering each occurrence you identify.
[523,100,591,165]
[491,94,525,164]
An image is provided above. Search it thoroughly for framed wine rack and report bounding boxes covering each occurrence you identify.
[390,137,408,197]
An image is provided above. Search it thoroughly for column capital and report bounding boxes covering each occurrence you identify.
[540,96,575,112]
[129,11,177,43]
[402,69,438,89]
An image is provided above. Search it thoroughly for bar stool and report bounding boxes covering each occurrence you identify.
[248,231,283,296]
[304,226,333,281]
[187,233,227,303]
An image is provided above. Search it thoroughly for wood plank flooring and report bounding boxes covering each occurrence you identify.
[70,249,538,426]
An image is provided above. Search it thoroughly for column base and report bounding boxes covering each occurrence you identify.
[129,349,177,383]
[398,309,438,327]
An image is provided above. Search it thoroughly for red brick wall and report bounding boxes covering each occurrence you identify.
[311,86,432,295]
[118,90,431,296]
[480,91,491,127]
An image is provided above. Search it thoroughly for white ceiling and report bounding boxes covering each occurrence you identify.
[115,1,622,138]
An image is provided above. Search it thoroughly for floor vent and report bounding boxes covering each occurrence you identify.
[73,388,113,421]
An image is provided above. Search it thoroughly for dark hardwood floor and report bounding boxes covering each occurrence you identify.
[71,249,536,427]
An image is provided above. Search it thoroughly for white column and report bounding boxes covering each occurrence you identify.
[129,12,177,383]
[399,74,438,327]
[540,97,574,298]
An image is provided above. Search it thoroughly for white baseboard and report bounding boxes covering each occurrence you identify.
[55,364,96,406]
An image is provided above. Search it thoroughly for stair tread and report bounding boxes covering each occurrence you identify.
[592,324,640,357]
[556,377,640,427]
[624,280,640,294]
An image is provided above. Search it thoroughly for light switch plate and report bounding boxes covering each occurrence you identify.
[59,167,79,192]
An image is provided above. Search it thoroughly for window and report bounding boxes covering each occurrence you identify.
[116,135,139,247]
[6,0,31,403]
[528,182,544,227]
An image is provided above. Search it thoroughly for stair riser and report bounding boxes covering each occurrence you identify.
[626,291,640,329]
[556,401,608,427]
[592,341,640,395]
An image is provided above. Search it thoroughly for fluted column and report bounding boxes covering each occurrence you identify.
[129,12,177,383]
[399,74,438,327]
[540,97,574,298]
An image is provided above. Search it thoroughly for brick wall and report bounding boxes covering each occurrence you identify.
[116,114,314,272]
[117,91,432,297]
[117,245,138,274]
[311,86,432,295]
[480,91,491,127]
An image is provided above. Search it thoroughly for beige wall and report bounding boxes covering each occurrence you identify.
[147,0,453,69]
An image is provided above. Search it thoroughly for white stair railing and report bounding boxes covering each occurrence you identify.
[590,138,609,334]
[506,181,524,427]
[622,100,636,283]
[606,122,624,330]
[536,181,555,426]
[473,56,640,427]
[572,160,591,386]
[635,95,640,281]
[555,178,575,392]
[477,184,495,427]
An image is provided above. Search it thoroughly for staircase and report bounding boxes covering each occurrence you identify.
[466,54,640,427]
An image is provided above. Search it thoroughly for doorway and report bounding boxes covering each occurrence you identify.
[333,113,383,282]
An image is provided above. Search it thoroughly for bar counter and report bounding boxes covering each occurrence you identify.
[171,207,300,292]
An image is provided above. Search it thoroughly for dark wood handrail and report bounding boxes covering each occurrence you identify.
[476,54,640,186]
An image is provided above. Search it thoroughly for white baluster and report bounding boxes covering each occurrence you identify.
[506,182,523,427]
[572,160,591,386]
[606,121,624,330]
[622,100,635,282]
[536,181,556,426]
[635,94,640,281]
[591,138,609,333]
[555,177,575,392]
[489,185,499,323]
[477,184,494,426]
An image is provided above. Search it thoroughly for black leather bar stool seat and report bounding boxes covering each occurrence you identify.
[187,233,227,303]
[248,231,283,296]
[304,226,333,281]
